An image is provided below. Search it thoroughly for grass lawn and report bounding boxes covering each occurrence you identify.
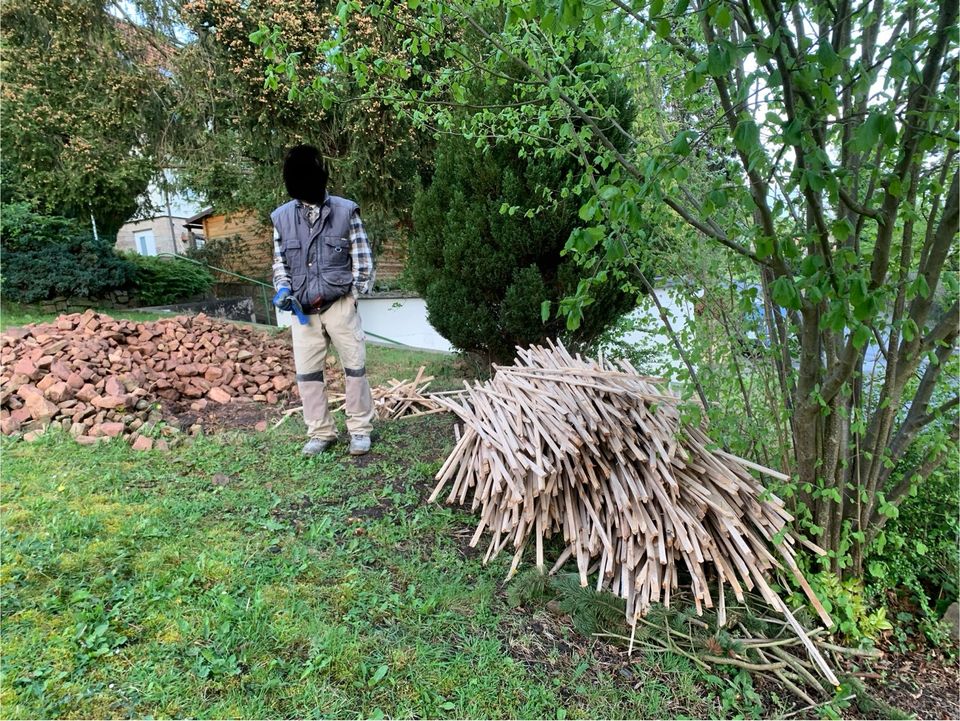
[0,344,724,720]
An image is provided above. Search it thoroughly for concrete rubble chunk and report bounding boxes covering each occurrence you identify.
[131,435,154,451]
[207,386,232,404]
[104,376,126,397]
[92,395,130,410]
[0,417,21,435]
[43,381,73,404]
[13,358,38,379]
[91,422,125,438]
[25,394,59,422]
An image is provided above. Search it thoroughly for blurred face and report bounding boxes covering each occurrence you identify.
[283,145,328,204]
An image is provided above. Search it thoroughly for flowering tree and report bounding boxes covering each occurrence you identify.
[173,0,425,221]
[1,0,172,237]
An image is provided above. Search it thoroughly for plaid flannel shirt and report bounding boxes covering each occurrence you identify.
[272,202,374,299]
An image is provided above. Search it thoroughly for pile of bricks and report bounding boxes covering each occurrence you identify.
[0,310,297,448]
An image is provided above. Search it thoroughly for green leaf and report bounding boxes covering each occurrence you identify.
[915,540,928,555]
[831,217,854,242]
[670,131,692,156]
[684,71,706,95]
[605,235,626,262]
[566,227,602,254]
[877,113,898,145]
[816,41,842,77]
[902,318,918,342]
[850,276,868,306]
[369,664,389,686]
[887,175,903,198]
[715,5,732,29]
[548,77,561,101]
[598,184,620,201]
[782,118,803,146]
[707,43,733,76]
[803,169,826,193]
[851,113,880,153]
[799,254,823,276]
[541,300,551,323]
[707,189,727,208]
[853,294,876,321]
[852,324,871,350]
[852,112,898,153]
[771,276,801,310]
[754,235,774,259]
[733,119,760,154]
[578,197,599,221]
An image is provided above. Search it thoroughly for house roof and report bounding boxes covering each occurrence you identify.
[184,207,214,228]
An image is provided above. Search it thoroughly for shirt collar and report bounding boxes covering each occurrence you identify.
[300,192,330,210]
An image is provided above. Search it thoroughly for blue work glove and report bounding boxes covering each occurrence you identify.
[272,288,309,325]
[272,287,293,310]
[288,296,309,325]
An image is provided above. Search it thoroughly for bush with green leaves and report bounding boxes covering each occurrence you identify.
[865,424,960,645]
[410,133,638,362]
[0,202,135,303]
[129,254,215,307]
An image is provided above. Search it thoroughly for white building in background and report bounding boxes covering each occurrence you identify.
[115,172,205,256]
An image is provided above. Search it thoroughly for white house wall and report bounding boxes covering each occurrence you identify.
[116,216,191,256]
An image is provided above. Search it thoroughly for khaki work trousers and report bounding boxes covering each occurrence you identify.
[291,295,374,439]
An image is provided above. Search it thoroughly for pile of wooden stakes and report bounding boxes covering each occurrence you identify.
[428,342,839,685]
[329,366,449,420]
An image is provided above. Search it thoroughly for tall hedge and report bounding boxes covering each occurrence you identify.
[410,127,638,362]
[0,202,135,303]
[129,255,215,307]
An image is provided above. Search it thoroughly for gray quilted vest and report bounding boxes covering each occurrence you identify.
[271,196,358,309]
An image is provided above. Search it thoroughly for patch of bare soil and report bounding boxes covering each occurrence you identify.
[851,647,960,720]
[161,396,295,432]
[498,606,716,718]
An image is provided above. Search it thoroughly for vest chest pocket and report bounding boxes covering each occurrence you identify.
[322,236,351,269]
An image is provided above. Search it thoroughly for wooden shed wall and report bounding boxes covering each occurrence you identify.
[201,212,273,282]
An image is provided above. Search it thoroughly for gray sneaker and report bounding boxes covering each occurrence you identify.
[349,434,371,456]
[302,437,336,456]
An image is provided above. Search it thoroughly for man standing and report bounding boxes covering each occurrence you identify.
[271,145,375,456]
